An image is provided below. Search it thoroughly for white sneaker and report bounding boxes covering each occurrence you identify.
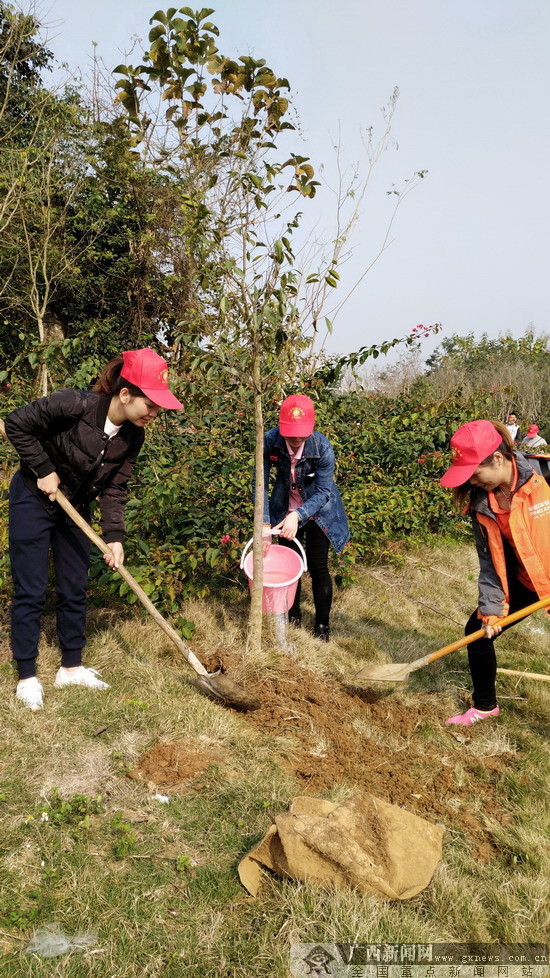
[16,677,44,711]
[54,666,110,690]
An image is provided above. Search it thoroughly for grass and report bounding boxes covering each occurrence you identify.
[0,540,548,975]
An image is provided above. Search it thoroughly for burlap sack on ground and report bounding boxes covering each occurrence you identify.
[239,793,444,900]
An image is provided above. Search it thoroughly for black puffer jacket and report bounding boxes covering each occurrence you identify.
[5,389,144,542]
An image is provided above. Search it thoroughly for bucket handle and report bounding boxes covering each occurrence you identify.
[239,531,307,573]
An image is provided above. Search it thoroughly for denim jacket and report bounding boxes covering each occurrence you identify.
[258,427,350,554]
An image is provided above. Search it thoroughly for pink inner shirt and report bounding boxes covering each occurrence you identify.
[285,439,305,513]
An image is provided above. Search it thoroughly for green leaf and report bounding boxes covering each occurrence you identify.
[148,24,166,42]
[324,317,333,335]
[177,616,196,640]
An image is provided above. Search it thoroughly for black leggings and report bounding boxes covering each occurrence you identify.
[279,519,332,625]
[466,580,537,710]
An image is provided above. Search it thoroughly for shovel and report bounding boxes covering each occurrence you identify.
[0,418,259,711]
[354,595,550,683]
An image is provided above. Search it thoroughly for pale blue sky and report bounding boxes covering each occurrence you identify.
[44,0,550,360]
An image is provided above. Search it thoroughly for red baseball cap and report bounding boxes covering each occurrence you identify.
[526,424,539,437]
[440,420,503,488]
[279,394,315,437]
[121,348,183,410]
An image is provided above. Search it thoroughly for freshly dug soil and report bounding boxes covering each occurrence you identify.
[226,654,512,860]
[130,739,228,791]
[137,652,514,861]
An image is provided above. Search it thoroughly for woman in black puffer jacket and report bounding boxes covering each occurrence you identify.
[4,348,183,711]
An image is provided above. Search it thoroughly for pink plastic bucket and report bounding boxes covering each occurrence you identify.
[240,536,307,614]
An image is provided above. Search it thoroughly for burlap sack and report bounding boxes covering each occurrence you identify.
[239,792,443,900]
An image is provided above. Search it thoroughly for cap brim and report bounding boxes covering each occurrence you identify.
[141,386,184,410]
[439,462,478,488]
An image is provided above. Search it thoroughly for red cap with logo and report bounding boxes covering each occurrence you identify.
[121,348,183,410]
[279,394,315,437]
[526,424,539,437]
[439,420,503,488]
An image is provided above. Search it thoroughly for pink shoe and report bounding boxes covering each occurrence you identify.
[446,705,500,726]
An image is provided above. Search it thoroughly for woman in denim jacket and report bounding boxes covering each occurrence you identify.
[261,394,349,640]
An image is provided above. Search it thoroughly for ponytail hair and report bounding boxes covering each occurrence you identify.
[485,420,515,456]
[451,419,516,510]
[92,357,144,398]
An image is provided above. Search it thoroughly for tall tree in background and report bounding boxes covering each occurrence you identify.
[114,7,322,652]
[0,3,201,393]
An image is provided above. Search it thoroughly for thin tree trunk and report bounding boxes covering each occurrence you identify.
[248,346,264,655]
[36,314,48,396]
[38,362,48,397]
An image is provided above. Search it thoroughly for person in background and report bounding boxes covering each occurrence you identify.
[439,419,550,725]
[504,411,522,445]
[259,394,350,641]
[521,424,547,451]
[4,348,183,711]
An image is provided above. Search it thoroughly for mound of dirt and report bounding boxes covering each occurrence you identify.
[238,659,513,861]
[130,739,228,791]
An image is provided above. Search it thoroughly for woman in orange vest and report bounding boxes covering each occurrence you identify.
[439,419,550,725]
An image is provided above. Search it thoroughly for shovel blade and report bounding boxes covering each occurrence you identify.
[192,674,261,711]
[353,662,412,683]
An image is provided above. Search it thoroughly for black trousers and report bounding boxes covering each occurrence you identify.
[465,579,537,710]
[279,519,332,625]
[9,471,91,680]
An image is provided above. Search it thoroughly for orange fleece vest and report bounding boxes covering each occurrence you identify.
[476,469,550,615]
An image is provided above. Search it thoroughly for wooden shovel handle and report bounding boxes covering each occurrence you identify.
[497,668,550,683]
[424,595,550,667]
[55,490,209,677]
[0,418,208,678]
